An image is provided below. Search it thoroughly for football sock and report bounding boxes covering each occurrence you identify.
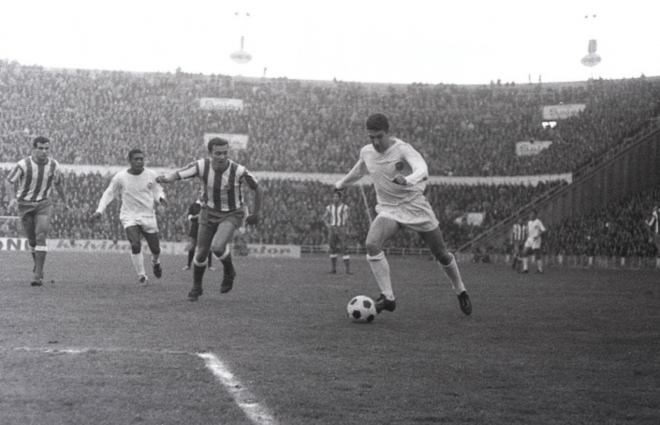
[330,254,337,271]
[440,254,466,295]
[151,252,160,265]
[522,257,529,271]
[187,249,195,267]
[131,253,146,277]
[367,252,394,300]
[343,255,350,273]
[221,253,235,276]
[192,260,206,291]
[33,247,47,280]
[537,259,544,273]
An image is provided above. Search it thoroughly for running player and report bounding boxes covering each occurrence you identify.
[90,149,166,285]
[334,113,471,315]
[156,137,263,301]
[5,136,69,286]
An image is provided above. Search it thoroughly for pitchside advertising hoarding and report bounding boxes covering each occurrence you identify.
[542,104,586,120]
[515,140,552,156]
[0,238,300,258]
[199,98,244,110]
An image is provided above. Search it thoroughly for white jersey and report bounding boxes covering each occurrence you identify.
[338,138,429,207]
[95,168,165,219]
[525,218,546,249]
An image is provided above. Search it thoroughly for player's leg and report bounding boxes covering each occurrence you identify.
[654,234,660,269]
[189,216,217,300]
[535,248,544,274]
[125,225,147,284]
[365,216,400,312]
[339,229,351,274]
[184,235,196,270]
[19,208,38,282]
[143,230,162,278]
[328,230,338,273]
[211,219,239,294]
[521,245,530,273]
[419,227,471,315]
[31,204,53,285]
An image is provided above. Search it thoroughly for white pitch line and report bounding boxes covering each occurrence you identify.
[198,352,278,425]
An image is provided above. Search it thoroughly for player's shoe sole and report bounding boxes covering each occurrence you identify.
[30,280,43,287]
[153,263,163,279]
[458,291,472,315]
[220,271,236,294]
[375,294,396,313]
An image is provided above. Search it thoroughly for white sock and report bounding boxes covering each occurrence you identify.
[367,252,394,300]
[522,257,529,271]
[131,253,146,277]
[440,254,466,294]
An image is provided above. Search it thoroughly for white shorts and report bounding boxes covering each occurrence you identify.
[524,236,542,250]
[120,213,159,233]
[375,197,439,233]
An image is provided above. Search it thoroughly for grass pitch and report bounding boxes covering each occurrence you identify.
[1,251,659,424]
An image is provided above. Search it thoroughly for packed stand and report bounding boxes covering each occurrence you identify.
[1,60,659,177]
[544,186,660,259]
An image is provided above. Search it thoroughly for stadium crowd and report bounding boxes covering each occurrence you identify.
[1,60,659,259]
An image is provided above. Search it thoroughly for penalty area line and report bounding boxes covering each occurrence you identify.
[198,352,278,425]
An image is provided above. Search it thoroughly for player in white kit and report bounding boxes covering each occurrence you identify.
[334,113,471,315]
[91,149,167,285]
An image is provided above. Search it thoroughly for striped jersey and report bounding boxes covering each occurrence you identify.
[326,203,349,227]
[511,223,527,242]
[648,209,659,234]
[6,156,63,202]
[176,158,258,212]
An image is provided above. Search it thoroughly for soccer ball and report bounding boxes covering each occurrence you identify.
[346,295,377,323]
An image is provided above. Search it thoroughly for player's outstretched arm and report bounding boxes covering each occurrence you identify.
[156,171,181,184]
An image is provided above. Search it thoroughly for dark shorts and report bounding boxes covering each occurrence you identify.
[18,199,53,221]
[199,207,245,236]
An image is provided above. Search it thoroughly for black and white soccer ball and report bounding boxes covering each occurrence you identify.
[347,295,377,323]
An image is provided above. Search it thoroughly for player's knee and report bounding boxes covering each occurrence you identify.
[130,241,141,254]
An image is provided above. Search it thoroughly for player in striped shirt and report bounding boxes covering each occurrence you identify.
[647,204,660,269]
[334,113,471,316]
[509,216,528,271]
[90,149,167,286]
[4,136,69,286]
[323,190,351,274]
[157,137,263,301]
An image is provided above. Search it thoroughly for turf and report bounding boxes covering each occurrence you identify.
[1,251,659,424]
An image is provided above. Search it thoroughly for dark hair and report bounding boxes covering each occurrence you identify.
[207,137,229,152]
[366,113,390,132]
[128,149,144,160]
[32,136,50,148]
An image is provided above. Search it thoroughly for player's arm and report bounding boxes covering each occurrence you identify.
[157,161,199,184]
[335,158,368,190]
[396,145,429,186]
[153,175,167,207]
[91,176,119,221]
[244,174,262,226]
[4,165,21,210]
[53,172,69,211]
